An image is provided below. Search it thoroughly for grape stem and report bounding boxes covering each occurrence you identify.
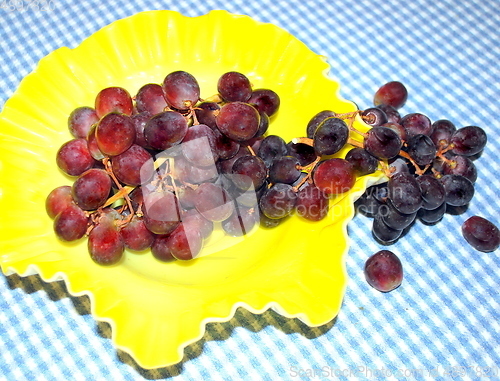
[101,186,135,208]
[435,151,456,168]
[335,110,368,138]
[397,150,429,176]
[246,144,256,156]
[103,158,135,226]
[347,137,364,149]
[293,155,321,192]
[379,161,394,178]
[291,137,313,146]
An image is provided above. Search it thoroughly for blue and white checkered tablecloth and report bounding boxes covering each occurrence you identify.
[1,0,499,380]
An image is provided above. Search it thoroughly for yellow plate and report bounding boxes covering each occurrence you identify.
[0,10,384,369]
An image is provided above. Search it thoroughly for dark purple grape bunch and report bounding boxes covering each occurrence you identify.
[48,70,285,266]
[354,81,496,253]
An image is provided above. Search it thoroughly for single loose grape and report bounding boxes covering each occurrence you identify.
[373,81,408,109]
[462,216,500,252]
[364,250,403,292]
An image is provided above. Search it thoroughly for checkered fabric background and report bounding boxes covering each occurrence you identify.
[1,0,499,380]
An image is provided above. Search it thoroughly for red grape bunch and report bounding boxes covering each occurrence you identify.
[47,70,289,265]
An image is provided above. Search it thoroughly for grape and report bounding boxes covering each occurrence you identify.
[462,216,500,252]
[376,104,401,124]
[96,113,135,156]
[213,128,240,160]
[430,119,456,149]
[56,138,95,176]
[216,102,260,142]
[88,218,124,265]
[247,89,280,117]
[222,207,257,237]
[257,135,288,168]
[252,111,270,139]
[269,156,301,184]
[162,71,200,110]
[135,83,168,115]
[217,71,252,102]
[313,158,356,196]
[86,125,106,161]
[231,155,268,190]
[381,122,407,141]
[181,209,214,239]
[46,185,74,219]
[388,172,423,214]
[372,185,389,203]
[131,112,151,149]
[145,111,188,151]
[450,126,487,156]
[53,203,88,241]
[230,180,265,208]
[400,113,433,137]
[361,107,388,127]
[372,215,403,245]
[119,215,154,251]
[95,86,133,118]
[441,155,477,183]
[259,183,297,219]
[313,117,349,156]
[291,172,308,191]
[216,146,249,176]
[287,142,317,166]
[373,81,408,109]
[142,191,180,235]
[355,186,385,217]
[345,147,378,176]
[181,124,218,166]
[151,235,176,262]
[71,169,112,211]
[68,106,99,139]
[306,110,336,138]
[177,186,197,209]
[381,200,417,230]
[124,185,142,210]
[165,223,203,260]
[416,174,445,210]
[111,144,153,186]
[296,183,329,221]
[259,213,284,228]
[439,174,474,207]
[406,134,437,166]
[417,202,446,225]
[194,102,220,129]
[364,250,403,292]
[194,183,234,222]
[174,155,218,184]
[364,126,402,160]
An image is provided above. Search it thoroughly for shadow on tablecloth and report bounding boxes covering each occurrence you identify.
[6,272,337,379]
